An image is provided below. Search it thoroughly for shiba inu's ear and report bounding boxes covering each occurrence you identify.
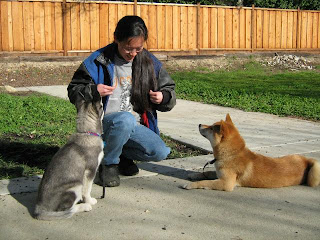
[220,120,230,137]
[225,114,233,125]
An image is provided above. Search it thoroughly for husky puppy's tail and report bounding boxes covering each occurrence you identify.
[33,205,74,221]
[307,159,320,187]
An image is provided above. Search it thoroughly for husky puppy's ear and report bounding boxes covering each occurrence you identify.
[89,84,101,102]
[79,84,101,103]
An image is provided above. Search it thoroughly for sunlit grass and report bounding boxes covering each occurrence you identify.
[173,61,320,120]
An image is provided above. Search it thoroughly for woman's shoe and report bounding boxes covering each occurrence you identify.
[95,164,120,187]
[119,156,139,176]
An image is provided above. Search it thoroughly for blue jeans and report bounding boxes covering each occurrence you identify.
[102,111,170,165]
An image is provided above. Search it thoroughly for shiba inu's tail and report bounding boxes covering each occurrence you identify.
[34,203,92,221]
[307,159,320,187]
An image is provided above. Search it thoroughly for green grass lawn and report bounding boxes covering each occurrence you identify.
[0,93,76,179]
[172,62,320,120]
[1,61,319,179]
[0,92,204,179]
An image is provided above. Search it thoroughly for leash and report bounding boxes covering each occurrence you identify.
[101,164,106,199]
[202,158,217,179]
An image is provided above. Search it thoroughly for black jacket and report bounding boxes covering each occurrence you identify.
[67,43,176,133]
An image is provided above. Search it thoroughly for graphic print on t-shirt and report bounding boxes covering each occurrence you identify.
[104,55,133,115]
[119,76,132,112]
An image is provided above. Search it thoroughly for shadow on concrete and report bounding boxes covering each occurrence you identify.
[6,176,40,217]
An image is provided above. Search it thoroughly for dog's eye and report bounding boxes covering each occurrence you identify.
[213,125,221,132]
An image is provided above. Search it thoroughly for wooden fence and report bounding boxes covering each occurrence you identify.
[1,0,320,57]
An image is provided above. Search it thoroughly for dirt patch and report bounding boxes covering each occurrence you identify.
[0,53,319,88]
[0,61,82,87]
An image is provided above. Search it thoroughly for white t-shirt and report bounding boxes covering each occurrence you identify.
[104,54,133,115]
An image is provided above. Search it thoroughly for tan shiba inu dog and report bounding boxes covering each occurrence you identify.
[183,114,320,191]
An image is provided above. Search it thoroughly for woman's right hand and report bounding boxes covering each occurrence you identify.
[97,84,116,97]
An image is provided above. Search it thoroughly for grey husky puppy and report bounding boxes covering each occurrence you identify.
[34,88,104,220]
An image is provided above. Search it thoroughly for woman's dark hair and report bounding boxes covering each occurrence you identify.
[114,16,156,114]
[114,16,148,42]
[131,49,158,114]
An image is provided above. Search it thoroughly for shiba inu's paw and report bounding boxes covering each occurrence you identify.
[182,183,194,190]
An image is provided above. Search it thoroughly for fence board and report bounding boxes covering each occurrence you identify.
[307,12,313,48]
[33,2,43,50]
[287,11,293,48]
[23,2,32,51]
[292,11,297,48]
[1,1,8,50]
[225,8,232,48]
[109,4,118,43]
[127,4,134,15]
[318,13,320,48]
[245,9,251,49]
[312,12,318,48]
[45,2,55,50]
[268,11,275,48]
[180,6,187,49]
[201,7,208,48]
[300,11,307,48]
[8,1,13,51]
[148,5,157,49]
[165,5,173,49]
[275,11,282,48]
[80,3,90,50]
[218,8,225,48]
[0,2,2,51]
[262,10,269,48]
[281,11,287,48]
[90,3,99,50]
[99,3,108,48]
[55,2,62,50]
[157,5,165,49]
[172,5,180,49]
[71,3,80,50]
[239,8,245,48]
[65,3,72,51]
[12,2,24,51]
[232,9,239,48]
[139,5,148,48]
[117,3,127,20]
[210,7,218,48]
[256,9,262,48]
[187,6,196,50]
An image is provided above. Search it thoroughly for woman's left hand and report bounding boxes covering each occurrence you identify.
[149,90,163,104]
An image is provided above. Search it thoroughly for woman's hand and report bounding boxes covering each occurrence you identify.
[97,84,116,97]
[149,90,163,104]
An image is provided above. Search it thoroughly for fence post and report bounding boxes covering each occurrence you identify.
[251,4,255,52]
[134,0,137,15]
[197,2,201,55]
[62,0,67,56]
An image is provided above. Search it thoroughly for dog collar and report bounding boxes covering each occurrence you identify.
[87,132,101,137]
[83,132,106,147]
